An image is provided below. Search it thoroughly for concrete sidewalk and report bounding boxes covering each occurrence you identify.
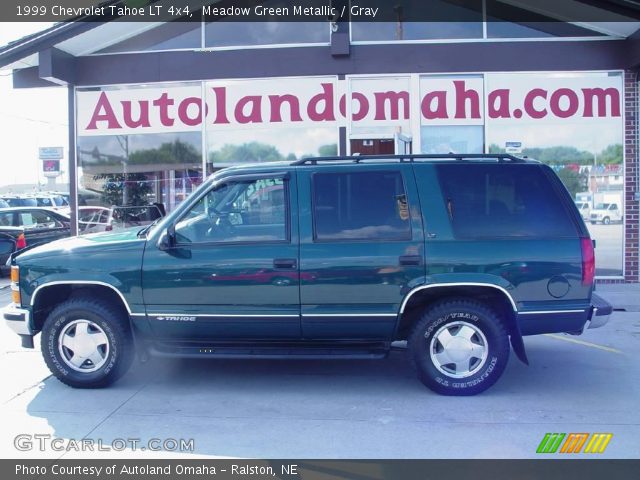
[595,283,640,312]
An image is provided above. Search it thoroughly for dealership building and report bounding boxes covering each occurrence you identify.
[0,1,639,282]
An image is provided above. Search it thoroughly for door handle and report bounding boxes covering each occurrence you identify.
[399,255,422,266]
[273,258,297,269]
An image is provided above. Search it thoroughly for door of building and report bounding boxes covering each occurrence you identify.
[350,139,395,155]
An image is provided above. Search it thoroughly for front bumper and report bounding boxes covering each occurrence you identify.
[588,293,613,329]
[2,303,32,336]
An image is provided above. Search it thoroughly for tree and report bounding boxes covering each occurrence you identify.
[93,172,152,206]
[556,167,586,199]
[208,142,285,165]
[317,144,338,156]
[597,144,623,165]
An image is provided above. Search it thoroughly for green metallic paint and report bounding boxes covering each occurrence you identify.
[11,160,593,347]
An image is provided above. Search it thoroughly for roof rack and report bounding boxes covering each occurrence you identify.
[292,153,529,166]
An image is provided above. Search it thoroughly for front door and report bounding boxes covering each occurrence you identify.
[142,172,300,340]
[297,164,425,339]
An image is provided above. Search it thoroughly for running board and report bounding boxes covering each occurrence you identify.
[148,341,390,360]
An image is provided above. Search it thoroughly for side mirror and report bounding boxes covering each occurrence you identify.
[158,225,176,251]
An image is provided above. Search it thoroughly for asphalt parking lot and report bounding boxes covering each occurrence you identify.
[0,286,638,459]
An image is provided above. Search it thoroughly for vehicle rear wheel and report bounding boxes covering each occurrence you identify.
[603,216,611,225]
[408,299,510,396]
[41,298,134,388]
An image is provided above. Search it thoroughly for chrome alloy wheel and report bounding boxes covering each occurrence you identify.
[429,321,488,378]
[58,319,110,373]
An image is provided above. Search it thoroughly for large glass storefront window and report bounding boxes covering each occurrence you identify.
[76,83,203,234]
[204,77,338,174]
[206,127,337,174]
[74,73,625,277]
[420,75,484,154]
[485,72,624,276]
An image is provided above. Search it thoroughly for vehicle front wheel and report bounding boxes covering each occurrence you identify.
[408,299,510,396]
[41,298,134,388]
[603,216,611,225]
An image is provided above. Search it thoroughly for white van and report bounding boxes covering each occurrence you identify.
[575,202,590,221]
[590,203,623,225]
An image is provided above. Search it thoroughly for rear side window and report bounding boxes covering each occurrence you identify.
[312,171,411,241]
[436,164,577,238]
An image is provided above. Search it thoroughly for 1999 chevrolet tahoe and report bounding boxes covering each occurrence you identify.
[2,154,612,395]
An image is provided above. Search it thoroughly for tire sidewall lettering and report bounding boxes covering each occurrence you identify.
[47,312,118,379]
[419,308,501,392]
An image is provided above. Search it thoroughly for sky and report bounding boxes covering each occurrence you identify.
[0,22,68,189]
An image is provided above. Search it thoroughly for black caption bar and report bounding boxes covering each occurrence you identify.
[5,459,640,480]
[2,0,640,22]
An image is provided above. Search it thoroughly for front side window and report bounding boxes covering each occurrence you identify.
[175,177,288,244]
[313,171,411,241]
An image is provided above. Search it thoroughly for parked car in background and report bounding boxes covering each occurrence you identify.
[78,206,112,234]
[79,205,165,234]
[0,196,38,207]
[590,203,623,225]
[0,227,26,276]
[32,194,70,215]
[575,201,591,221]
[0,207,70,248]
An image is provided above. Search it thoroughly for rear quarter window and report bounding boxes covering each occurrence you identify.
[436,164,578,238]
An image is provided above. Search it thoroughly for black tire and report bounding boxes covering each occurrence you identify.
[590,221,597,225]
[408,299,510,396]
[603,216,611,225]
[41,298,134,388]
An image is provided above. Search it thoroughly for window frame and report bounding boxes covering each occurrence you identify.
[172,172,292,247]
[311,169,413,243]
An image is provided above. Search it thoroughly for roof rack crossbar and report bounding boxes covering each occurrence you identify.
[292,153,527,166]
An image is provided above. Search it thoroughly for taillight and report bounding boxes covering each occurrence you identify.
[16,233,26,250]
[581,237,595,286]
[10,266,20,304]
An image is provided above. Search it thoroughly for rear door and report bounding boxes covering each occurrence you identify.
[297,164,424,339]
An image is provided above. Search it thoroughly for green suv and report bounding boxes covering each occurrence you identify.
[3,154,612,395]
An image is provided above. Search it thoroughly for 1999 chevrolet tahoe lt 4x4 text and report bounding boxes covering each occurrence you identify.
[3,154,612,395]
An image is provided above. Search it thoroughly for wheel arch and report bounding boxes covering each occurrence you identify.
[396,283,528,364]
[31,281,132,333]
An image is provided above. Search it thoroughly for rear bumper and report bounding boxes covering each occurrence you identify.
[587,293,613,329]
[2,303,32,336]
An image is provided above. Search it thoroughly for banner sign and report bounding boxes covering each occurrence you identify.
[76,74,623,136]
